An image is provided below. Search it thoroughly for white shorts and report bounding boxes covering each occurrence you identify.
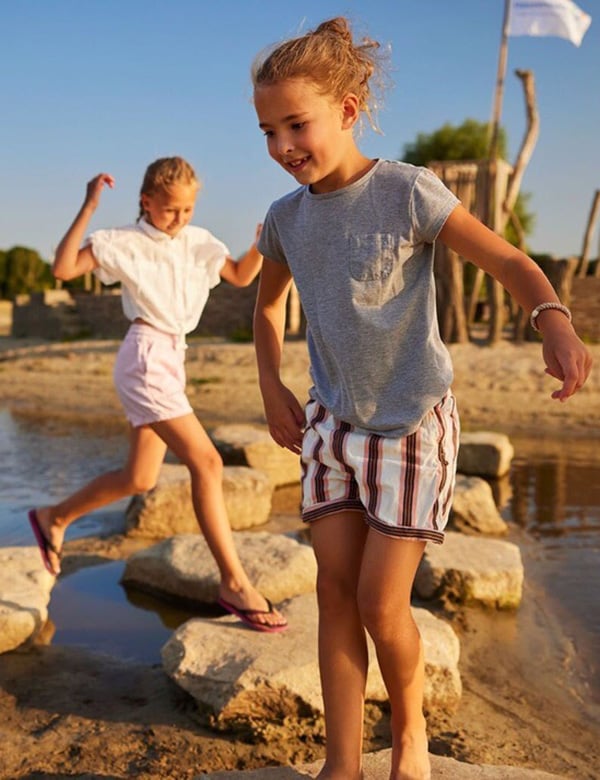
[113,323,193,428]
[301,393,460,544]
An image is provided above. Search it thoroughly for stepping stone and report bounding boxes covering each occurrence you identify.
[211,424,301,487]
[415,531,523,608]
[125,463,272,537]
[122,532,317,605]
[196,748,565,778]
[458,432,514,478]
[162,593,461,727]
[451,474,508,535]
[0,547,55,653]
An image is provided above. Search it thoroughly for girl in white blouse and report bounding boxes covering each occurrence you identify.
[27,156,287,633]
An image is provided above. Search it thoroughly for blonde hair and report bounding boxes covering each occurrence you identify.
[138,156,199,221]
[251,17,387,131]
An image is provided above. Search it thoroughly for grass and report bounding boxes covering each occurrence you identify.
[189,376,222,387]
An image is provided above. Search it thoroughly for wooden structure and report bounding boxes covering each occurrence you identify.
[429,159,513,343]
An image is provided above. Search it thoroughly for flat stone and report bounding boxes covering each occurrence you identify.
[414,531,523,609]
[451,474,508,535]
[196,748,565,778]
[122,531,317,605]
[125,463,272,537]
[162,593,461,727]
[458,432,515,478]
[211,424,301,487]
[0,547,55,653]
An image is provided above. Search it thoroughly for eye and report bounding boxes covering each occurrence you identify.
[291,122,305,131]
[262,129,274,138]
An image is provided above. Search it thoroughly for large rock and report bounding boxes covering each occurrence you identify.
[458,432,515,478]
[211,424,301,487]
[125,463,272,537]
[415,531,523,609]
[0,547,55,653]
[451,474,508,535]
[162,593,461,727]
[196,748,565,778]
[121,532,317,605]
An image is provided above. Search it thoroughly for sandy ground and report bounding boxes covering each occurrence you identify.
[0,335,598,437]
[0,335,599,779]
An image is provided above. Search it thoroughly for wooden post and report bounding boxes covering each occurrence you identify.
[488,0,512,161]
[578,189,600,277]
[485,0,511,345]
[429,161,475,343]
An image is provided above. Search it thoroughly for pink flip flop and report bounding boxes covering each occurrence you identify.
[28,510,61,576]
[217,596,288,633]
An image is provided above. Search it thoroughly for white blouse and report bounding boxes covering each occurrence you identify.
[88,218,229,340]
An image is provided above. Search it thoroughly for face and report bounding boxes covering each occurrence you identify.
[141,182,198,237]
[254,78,361,194]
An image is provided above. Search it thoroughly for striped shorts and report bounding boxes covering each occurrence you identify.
[301,392,460,544]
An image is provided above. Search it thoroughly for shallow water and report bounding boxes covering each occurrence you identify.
[1,408,599,713]
[508,438,600,664]
[496,437,600,716]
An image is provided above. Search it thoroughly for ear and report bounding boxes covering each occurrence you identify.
[140,193,151,211]
[341,93,361,130]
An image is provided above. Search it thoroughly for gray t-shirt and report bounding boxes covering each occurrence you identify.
[258,159,460,436]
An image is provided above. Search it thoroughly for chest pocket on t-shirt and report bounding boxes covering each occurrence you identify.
[348,233,406,307]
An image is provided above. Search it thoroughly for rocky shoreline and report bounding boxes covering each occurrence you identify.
[0,337,599,778]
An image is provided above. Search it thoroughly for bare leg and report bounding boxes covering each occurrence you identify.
[150,413,286,629]
[33,425,167,574]
[358,533,430,780]
[310,511,369,780]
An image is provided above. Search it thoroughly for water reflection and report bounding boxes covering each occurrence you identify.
[510,442,600,537]
[47,561,224,664]
[0,408,126,545]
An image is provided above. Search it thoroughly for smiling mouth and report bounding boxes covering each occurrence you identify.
[287,156,309,170]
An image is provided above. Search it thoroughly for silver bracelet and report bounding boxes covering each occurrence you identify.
[529,302,572,332]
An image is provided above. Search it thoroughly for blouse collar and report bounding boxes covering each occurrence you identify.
[137,217,181,243]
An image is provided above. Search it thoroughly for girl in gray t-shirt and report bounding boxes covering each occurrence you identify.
[251,16,592,780]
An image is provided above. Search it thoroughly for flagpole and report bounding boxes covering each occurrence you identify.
[489,0,512,160]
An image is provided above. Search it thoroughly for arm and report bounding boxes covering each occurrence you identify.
[53,173,115,281]
[220,223,263,287]
[438,204,592,401]
[253,258,305,453]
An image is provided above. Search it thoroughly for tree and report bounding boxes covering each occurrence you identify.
[0,251,6,296]
[403,119,507,166]
[0,246,54,299]
[401,119,535,246]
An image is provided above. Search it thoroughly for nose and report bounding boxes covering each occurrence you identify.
[276,133,294,157]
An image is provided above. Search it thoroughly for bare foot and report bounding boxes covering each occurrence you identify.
[31,507,66,576]
[390,724,431,780]
[317,766,363,779]
[217,583,287,631]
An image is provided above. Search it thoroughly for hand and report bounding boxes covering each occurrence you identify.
[262,381,305,454]
[84,173,115,211]
[542,323,592,402]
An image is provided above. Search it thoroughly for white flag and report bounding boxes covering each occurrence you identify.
[509,0,592,46]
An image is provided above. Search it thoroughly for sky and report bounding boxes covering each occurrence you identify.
[0,0,598,261]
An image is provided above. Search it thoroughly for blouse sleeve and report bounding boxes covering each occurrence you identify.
[191,229,230,289]
[85,228,127,286]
